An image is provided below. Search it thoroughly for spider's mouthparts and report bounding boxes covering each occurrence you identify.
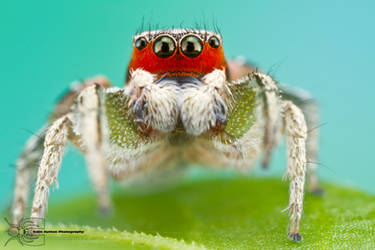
[154,75,203,87]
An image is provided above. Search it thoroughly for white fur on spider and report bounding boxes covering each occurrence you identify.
[281,100,307,236]
[126,68,155,91]
[180,85,217,135]
[180,69,228,135]
[125,69,179,132]
[126,68,229,135]
[202,69,227,90]
[141,83,180,132]
[31,115,72,219]
[125,68,155,104]
[103,140,165,178]
[11,126,46,223]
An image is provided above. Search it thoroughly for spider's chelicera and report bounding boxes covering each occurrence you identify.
[11,28,322,242]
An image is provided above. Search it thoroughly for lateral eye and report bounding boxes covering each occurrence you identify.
[180,35,202,58]
[135,37,147,50]
[153,36,176,58]
[208,36,220,48]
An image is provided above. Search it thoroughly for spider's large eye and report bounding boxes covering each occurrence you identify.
[208,36,220,48]
[180,35,202,58]
[153,36,176,58]
[135,37,147,50]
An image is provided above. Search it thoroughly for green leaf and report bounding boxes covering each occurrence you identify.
[2,177,375,249]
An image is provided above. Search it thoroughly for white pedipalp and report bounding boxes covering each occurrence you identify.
[180,69,228,135]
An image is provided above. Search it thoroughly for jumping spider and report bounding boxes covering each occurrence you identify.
[11,28,322,242]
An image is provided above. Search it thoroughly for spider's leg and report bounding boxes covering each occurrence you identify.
[30,115,73,220]
[253,72,283,169]
[75,84,110,213]
[54,76,112,212]
[280,85,322,195]
[12,76,110,224]
[229,58,322,194]
[11,127,46,224]
[282,100,307,242]
[50,75,111,121]
[227,61,282,167]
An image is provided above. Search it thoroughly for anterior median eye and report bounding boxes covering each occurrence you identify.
[153,36,176,58]
[135,37,147,50]
[180,35,202,58]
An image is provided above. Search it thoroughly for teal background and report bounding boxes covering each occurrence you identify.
[1,0,374,209]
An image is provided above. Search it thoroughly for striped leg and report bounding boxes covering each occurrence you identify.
[254,72,283,168]
[280,85,322,195]
[282,100,307,242]
[11,128,46,224]
[31,115,73,220]
[75,84,110,213]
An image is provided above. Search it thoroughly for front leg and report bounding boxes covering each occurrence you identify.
[282,100,307,242]
[31,84,111,221]
[31,115,73,220]
[253,72,283,169]
[75,84,110,213]
[12,127,46,224]
[280,84,323,195]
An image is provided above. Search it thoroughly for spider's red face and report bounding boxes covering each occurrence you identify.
[126,29,228,81]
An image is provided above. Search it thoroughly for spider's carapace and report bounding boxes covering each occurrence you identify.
[126,30,228,80]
